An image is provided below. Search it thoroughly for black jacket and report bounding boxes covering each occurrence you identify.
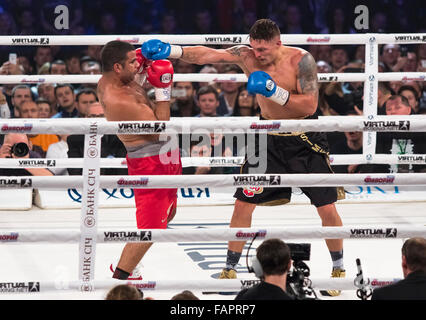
[371,271,426,300]
[67,134,127,175]
[235,281,294,300]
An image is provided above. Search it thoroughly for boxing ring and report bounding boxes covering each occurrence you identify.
[1,33,426,300]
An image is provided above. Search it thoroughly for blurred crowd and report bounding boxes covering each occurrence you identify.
[0,0,425,176]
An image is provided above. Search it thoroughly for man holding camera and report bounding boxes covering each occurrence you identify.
[0,133,53,176]
[235,239,294,300]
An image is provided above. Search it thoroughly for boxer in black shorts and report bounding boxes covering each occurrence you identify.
[142,18,346,296]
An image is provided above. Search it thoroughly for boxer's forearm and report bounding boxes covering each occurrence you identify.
[284,93,318,117]
[181,46,241,65]
[154,101,171,121]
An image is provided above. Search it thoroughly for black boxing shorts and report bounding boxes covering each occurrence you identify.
[234,130,344,207]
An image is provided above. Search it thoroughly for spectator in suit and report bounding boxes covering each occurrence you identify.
[372,237,426,300]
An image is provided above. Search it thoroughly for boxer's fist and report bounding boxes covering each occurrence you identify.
[146,60,174,88]
[142,39,171,60]
[247,71,290,106]
[247,71,276,97]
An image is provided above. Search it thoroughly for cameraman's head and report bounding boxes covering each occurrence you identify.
[401,237,426,278]
[256,239,292,280]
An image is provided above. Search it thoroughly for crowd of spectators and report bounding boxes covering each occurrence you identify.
[0,0,425,176]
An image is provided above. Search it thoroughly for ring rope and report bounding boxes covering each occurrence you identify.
[1,154,426,168]
[1,173,425,190]
[0,278,402,293]
[1,117,426,134]
[0,72,424,84]
[1,226,424,243]
[0,33,424,45]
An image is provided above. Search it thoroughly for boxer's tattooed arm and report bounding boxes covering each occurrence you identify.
[227,45,250,57]
[297,53,318,97]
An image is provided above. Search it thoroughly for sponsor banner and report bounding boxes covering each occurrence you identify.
[11,37,50,45]
[235,229,267,239]
[103,231,152,242]
[249,122,281,130]
[208,158,244,166]
[115,37,140,44]
[0,282,40,293]
[117,178,149,187]
[0,178,32,188]
[364,175,395,184]
[233,175,281,186]
[370,278,402,288]
[306,36,330,43]
[318,75,339,82]
[17,159,56,167]
[204,36,243,44]
[79,122,100,282]
[128,281,157,290]
[394,35,426,43]
[349,228,397,238]
[397,155,426,164]
[117,122,166,134]
[0,232,19,242]
[401,75,426,82]
[363,120,410,131]
[1,123,33,133]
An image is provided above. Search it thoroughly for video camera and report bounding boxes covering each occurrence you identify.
[286,243,318,300]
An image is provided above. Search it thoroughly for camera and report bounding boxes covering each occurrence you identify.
[286,243,318,300]
[11,142,29,157]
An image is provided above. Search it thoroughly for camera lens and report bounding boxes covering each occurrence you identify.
[11,142,29,157]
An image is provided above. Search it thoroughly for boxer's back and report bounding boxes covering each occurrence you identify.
[98,76,159,147]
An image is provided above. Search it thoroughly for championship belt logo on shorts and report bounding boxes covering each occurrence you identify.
[243,186,264,197]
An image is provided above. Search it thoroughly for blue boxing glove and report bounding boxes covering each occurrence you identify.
[247,71,290,106]
[141,39,183,60]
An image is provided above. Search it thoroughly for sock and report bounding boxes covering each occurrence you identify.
[330,250,344,270]
[113,267,130,280]
[225,250,242,270]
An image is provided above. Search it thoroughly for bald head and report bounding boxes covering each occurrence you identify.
[4,133,29,145]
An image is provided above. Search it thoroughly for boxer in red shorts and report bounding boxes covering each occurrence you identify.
[98,40,181,280]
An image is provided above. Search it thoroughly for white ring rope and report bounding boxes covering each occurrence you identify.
[1,226,424,243]
[1,117,426,134]
[0,278,402,293]
[1,154,426,168]
[1,33,424,45]
[1,173,425,189]
[1,72,425,84]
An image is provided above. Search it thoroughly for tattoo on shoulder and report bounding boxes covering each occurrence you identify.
[227,45,249,57]
[297,53,318,95]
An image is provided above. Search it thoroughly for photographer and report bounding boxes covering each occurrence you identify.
[235,239,294,300]
[0,133,53,176]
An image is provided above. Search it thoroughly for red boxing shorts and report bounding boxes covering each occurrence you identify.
[126,147,181,229]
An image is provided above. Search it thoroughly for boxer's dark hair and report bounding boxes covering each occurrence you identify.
[249,19,281,41]
[101,40,135,72]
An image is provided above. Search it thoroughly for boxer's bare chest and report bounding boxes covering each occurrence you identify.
[241,47,303,119]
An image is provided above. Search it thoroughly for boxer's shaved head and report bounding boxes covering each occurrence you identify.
[101,40,135,72]
[249,19,281,41]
